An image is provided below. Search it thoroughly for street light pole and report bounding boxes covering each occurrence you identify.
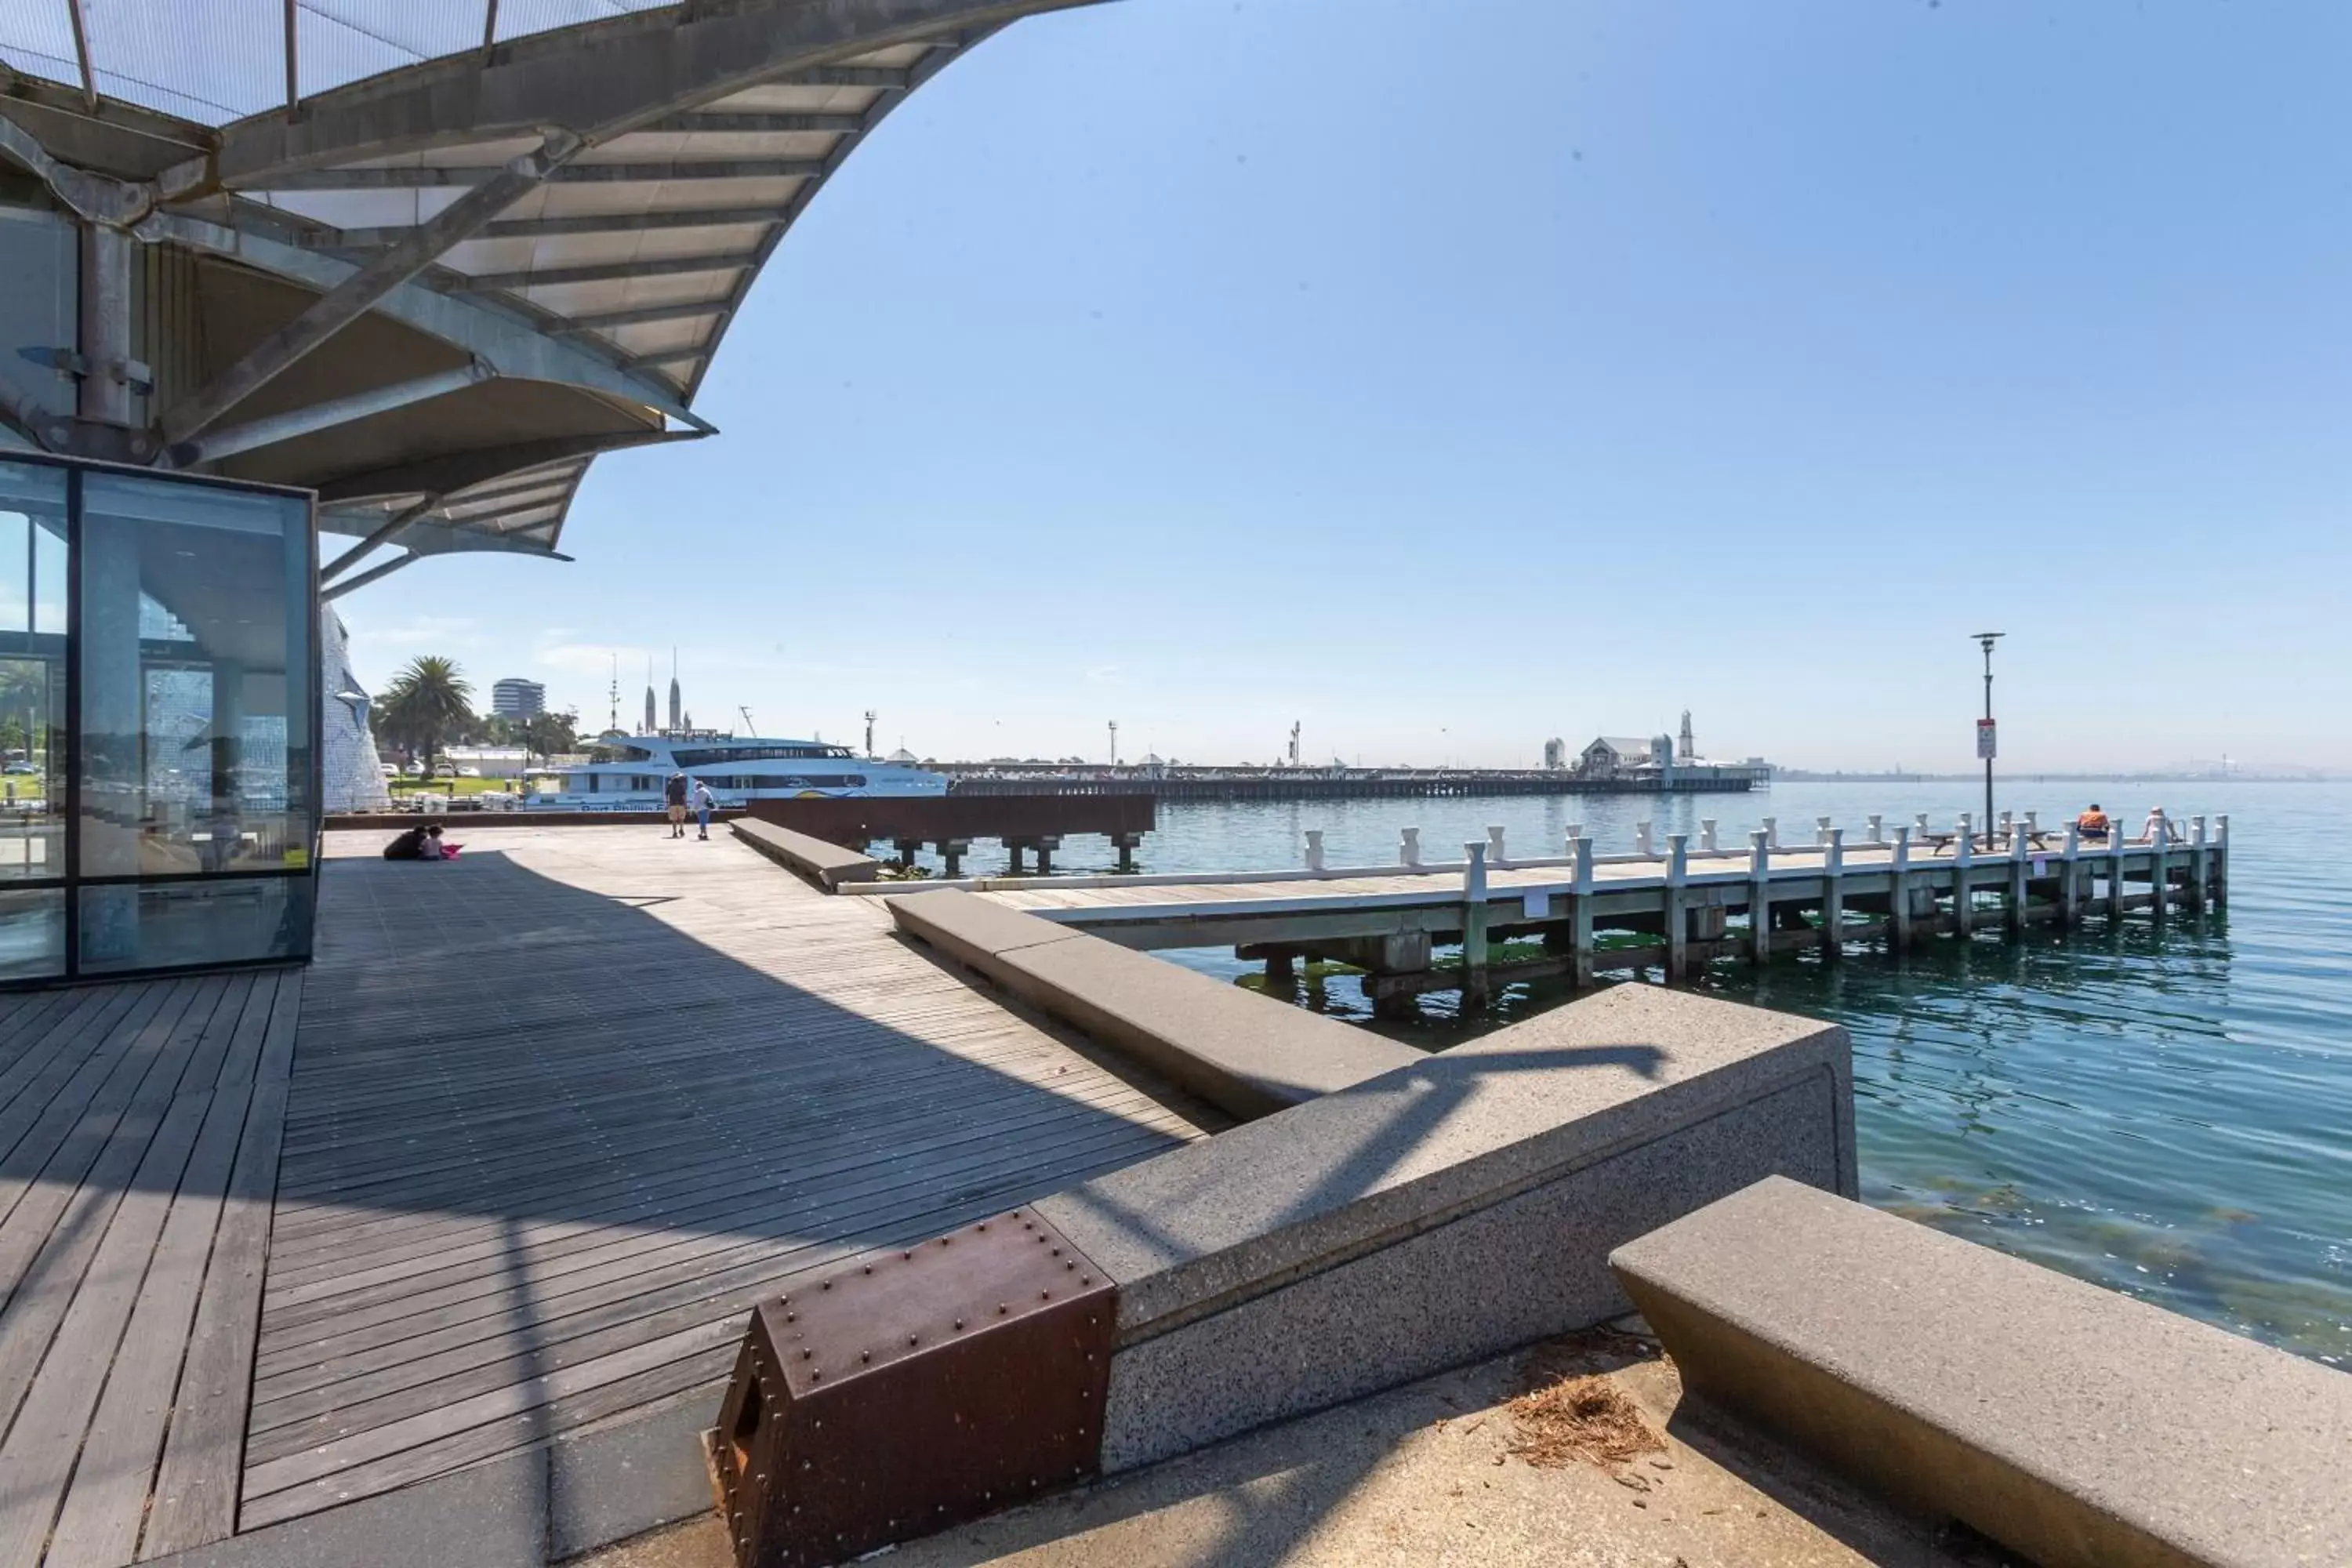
[1973,630,2005,843]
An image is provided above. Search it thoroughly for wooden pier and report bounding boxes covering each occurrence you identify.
[0,826,1215,1566]
[853,811,2230,1017]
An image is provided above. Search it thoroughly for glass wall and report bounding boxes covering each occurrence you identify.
[0,452,316,985]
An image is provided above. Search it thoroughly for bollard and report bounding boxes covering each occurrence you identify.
[1486,825,1508,867]
[2190,815,2209,910]
[1889,826,1914,948]
[1820,829,1845,958]
[1913,812,1930,837]
[1748,830,1772,964]
[1461,842,1491,1010]
[1664,833,1691,980]
[1867,814,1884,847]
[1567,837,1595,988]
[1763,815,1780,851]
[1700,818,1719,854]
[1303,829,1326,873]
[1816,815,1833,848]
[1954,815,1974,935]
[1399,826,1421,868]
[1635,821,1654,858]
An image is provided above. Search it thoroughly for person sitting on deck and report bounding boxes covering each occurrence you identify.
[2142,806,2179,845]
[2074,804,2111,843]
[383,821,449,861]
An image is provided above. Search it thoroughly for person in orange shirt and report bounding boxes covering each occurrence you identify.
[2074,803,2111,843]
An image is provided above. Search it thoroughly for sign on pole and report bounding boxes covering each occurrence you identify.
[1976,719,1998,760]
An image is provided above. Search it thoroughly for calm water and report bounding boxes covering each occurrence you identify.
[968,781,2352,1365]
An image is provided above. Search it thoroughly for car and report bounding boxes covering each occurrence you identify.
[458,767,481,779]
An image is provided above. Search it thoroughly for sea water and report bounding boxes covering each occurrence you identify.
[1006,780,2352,1365]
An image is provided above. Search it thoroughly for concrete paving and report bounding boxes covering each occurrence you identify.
[572,1332,2005,1568]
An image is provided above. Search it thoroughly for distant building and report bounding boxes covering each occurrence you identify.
[491,677,546,719]
[1542,737,1567,771]
[1579,736,1661,777]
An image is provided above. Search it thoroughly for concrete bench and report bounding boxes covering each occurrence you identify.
[728,817,880,890]
[1610,1176,2352,1568]
[885,887,1419,1120]
[707,985,1857,1566]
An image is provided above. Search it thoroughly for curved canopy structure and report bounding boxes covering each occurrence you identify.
[0,0,1095,589]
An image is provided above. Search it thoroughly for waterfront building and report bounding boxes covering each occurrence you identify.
[490,677,546,719]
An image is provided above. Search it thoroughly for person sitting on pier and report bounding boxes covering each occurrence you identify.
[2142,806,2179,845]
[2074,803,2111,843]
[383,821,451,861]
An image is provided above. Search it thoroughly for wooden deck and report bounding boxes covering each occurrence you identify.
[0,825,1218,1565]
[0,968,298,1568]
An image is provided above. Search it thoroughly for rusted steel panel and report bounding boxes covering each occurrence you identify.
[714,1209,1116,1568]
[746,794,1153,848]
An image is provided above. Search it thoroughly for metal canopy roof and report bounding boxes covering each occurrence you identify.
[0,0,1095,589]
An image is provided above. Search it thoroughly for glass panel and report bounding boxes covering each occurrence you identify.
[75,876,310,976]
[77,472,312,970]
[0,888,65,981]
[0,461,67,886]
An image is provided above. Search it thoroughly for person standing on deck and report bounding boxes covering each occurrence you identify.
[694,779,717,841]
[664,770,690,838]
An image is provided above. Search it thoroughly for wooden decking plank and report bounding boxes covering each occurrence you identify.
[0,1085,214,1568]
[245,1110,1192,1436]
[0,986,147,1156]
[140,982,296,1562]
[43,1055,263,1568]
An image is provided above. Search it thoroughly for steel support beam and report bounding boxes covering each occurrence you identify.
[321,499,435,582]
[553,299,730,336]
[249,158,825,191]
[169,359,495,467]
[645,111,865,134]
[448,252,754,294]
[158,134,581,449]
[323,205,780,249]
[78,223,137,426]
[133,207,706,430]
[321,550,420,600]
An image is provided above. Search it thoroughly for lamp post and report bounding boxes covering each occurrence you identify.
[1972,631,2004,844]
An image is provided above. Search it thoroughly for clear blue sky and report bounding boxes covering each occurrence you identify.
[346,0,2352,771]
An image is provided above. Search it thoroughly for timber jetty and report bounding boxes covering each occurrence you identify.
[849,808,2227,1018]
[944,762,1762,801]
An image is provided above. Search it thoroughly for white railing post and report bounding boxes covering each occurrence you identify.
[1748,830,1772,964]
[1486,824,1508,867]
[1889,824,1915,946]
[1999,809,2013,842]
[1867,814,1885,846]
[1564,822,1583,858]
[1763,815,1780,850]
[2025,810,2040,835]
[1815,815,1833,848]
[1700,818,1719,853]
[1570,835,1595,896]
[1303,829,1326,873]
[1399,826,1421,868]
[2190,814,2210,909]
[1913,812,1930,836]
[1462,840,1488,902]
[1461,842,1491,1008]
[2213,813,2230,847]
[1954,814,1975,934]
[1635,820,1654,858]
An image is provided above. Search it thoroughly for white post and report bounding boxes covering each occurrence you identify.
[1399,826,1421,868]
[1462,840,1488,902]
[1664,832,1690,978]
[1700,818,1719,853]
[1668,832,1689,884]
[1820,827,1846,957]
[1954,814,1974,934]
[1303,829,1326,873]
[1867,814,1885,846]
[1570,836,1595,896]
[2190,814,2210,909]
[1763,815,1780,850]
[2213,813,2230,847]
[1635,820,1654,857]
[2059,821,2082,925]
[1815,815,1832,848]
[1748,830,1772,964]
[1825,826,1845,876]
[1999,809,2014,842]
[2025,810,2040,835]
[1914,812,1930,835]
[1892,825,1911,870]
[1564,822,1583,858]
[1486,824,1508,867]
[1889,825,1914,946]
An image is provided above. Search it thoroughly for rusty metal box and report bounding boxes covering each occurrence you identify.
[713,1208,1115,1567]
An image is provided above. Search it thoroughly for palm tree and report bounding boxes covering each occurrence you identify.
[377,656,474,779]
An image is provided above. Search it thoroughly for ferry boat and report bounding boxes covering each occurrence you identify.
[531,729,948,809]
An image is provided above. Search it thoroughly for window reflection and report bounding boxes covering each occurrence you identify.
[74,877,310,976]
[76,473,312,967]
[0,463,67,916]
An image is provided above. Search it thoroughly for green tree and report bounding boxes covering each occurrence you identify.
[376,655,474,777]
[520,709,579,768]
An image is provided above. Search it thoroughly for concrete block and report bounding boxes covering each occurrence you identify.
[147,1448,546,1568]
[889,889,1418,1120]
[886,887,1084,972]
[1036,985,1853,1468]
[728,818,880,889]
[546,1388,722,1560]
[1610,1175,2352,1568]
